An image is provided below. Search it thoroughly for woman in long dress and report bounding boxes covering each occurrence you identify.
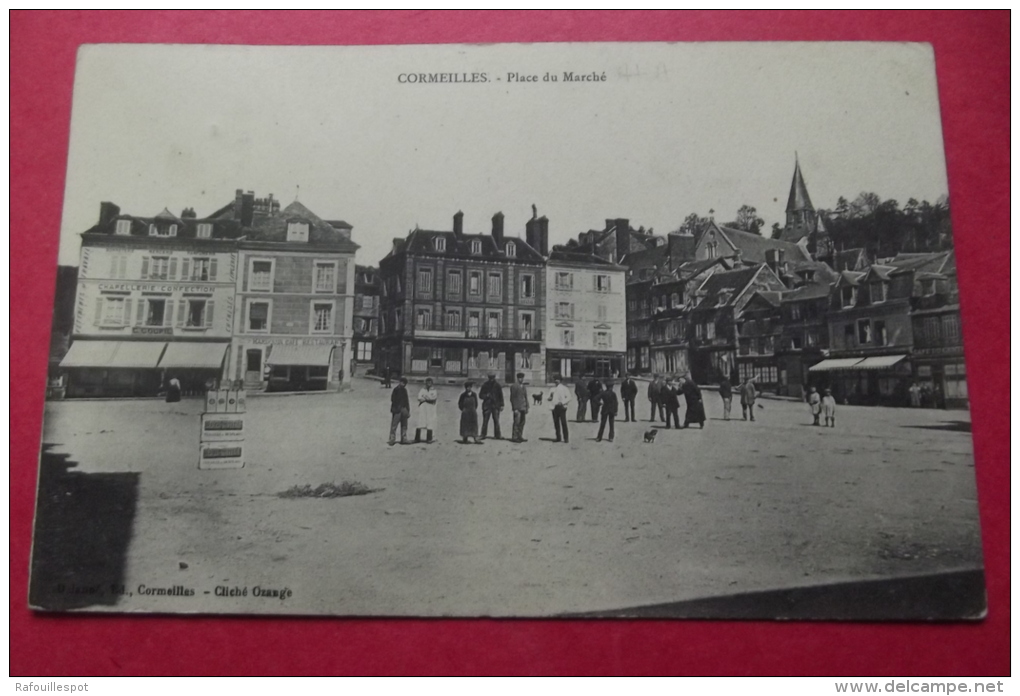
[681,374,706,429]
[458,381,481,444]
[416,378,438,443]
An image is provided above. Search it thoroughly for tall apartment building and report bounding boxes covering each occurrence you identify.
[352,265,382,366]
[376,210,546,383]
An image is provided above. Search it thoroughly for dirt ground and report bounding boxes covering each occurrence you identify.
[31,377,984,617]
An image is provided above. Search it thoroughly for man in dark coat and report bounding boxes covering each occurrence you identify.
[620,375,638,422]
[648,374,661,422]
[388,377,410,445]
[574,375,589,422]
[663,377,681,429]
[681,375,706,429]
[508,372,529,443]
[479,373,504,439]
[718,376,733,420]
[596,380,619,442]
[587,376,604,422]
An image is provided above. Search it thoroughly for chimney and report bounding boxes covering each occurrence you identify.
[765,248,783,275]
[491,211,504,246]
[98,201,120,226]
[453,211,464,237]
[667,234,691,268]
[525,215,549,256]
[239,190,255,227]
[734,248,744,266]
[234,188,244,220]
[181,207,196,219]
[615,218,630,263]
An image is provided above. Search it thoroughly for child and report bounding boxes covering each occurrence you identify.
[807,386,821,426]
[458,381,481,444]
[822,388,837,428]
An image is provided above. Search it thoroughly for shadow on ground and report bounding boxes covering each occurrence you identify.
[29,444,139,611]
[901,421,972,433]
[565,569,986,621]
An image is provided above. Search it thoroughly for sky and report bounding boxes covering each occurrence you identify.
[58,42,950,267]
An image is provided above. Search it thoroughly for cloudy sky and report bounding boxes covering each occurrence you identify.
[59,42,950,266]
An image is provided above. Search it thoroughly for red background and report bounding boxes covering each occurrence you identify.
[10,11,1009,676]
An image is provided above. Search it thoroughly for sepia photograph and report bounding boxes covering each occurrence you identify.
[29,41,984,620]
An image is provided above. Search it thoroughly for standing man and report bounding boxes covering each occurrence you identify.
[718,376,733,420]
[574,375,589,422]
[596,380,619,442]
[509,372,529,443]
[479,373,504,440]
[806,386,821,426]
[908,382,922,408]
[822,388,837,427]
[620,374,638,422]
[741,376,758,421]
[663,377,681,429]
[587,375,604,423]
[547,374,572,444]
[382,365,392,389]
[388,376,410,446]
[681,374,706,429]
[648,374,661,422]
[415,378,438,443]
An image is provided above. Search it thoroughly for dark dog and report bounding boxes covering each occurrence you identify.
[643,429,658,443]
[532,391,543,406]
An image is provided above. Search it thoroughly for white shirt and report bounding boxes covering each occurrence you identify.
[548,383,572,407]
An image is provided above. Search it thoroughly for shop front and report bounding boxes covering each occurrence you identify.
[158,342,230,396]
[231,338,345,393]
[808,354,911,406]
[544,349,625,383]
[61,340,166,398]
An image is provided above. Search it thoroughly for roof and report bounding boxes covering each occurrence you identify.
[154,207,180,221]
[247,200,358,250]
[692,266,761,310]
[548,249,625,269]
[782,282,833,302]
[864,264,895,281]
[713,223,811,264]
[832,248,868,272]
[786,159,814,212]
[884,251,954,275]
[750,290,783,308]
[837,270,866,286]
[390,227,544,263]
[622,245,668,274]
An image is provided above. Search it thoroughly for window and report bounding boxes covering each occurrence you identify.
[101,297,126,325]
[707,241,718,258]
[874,320,887,346]
[505,241,516,257]
[594,274,611,293]
[250,260,273,292]
[148,223,177,237]
[315,262,338,293]
[857,320,872,345]
[594,331,611,349]
[417,268,433,295]
[248,301,270,332]
[115,219,132,235]
[844,324,855,345]
[287,221,309,242]
[434,236,446,252]
[520,274,534,299]
[145,256,170,280]
[470,239,482,255]
[310,303,333,333]
[921,279,937,296]
[555,271,573,291]
[841,286,857,308]
[146,299,167,326]
[597,304,607,321]
[188,257,216,282]
[791,334,803,350]
[468,271,482,296]
[555,302,574,319]
[415,308,432,330]
[467,311,481,337]
[107,254,128,279]
[486,311,501,338]
[562,329,575,347]
[943,314,961,344]
[446,309,461,330]
[519,312,534,339]
[705,322,716,340]
[185,299,207,328]
[871,282,887,303]
[430,348,443,369]
[487,273,502,299]
[357,342,372,361]
[790,304,802,321]
[671,292,681,308]
[447,270,462,296]
[196,223,213,239]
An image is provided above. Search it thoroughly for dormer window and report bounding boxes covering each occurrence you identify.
[434,236,446,252]
[287,221,310,243]
[505,241,516,258]
[196,223,213,239]
[114,219,132,235]
[149,223,177,237]
[841,286,857,308]
[870,281,887,303]
[470,239,482,255]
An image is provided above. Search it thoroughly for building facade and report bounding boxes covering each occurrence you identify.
[61,202,241,398]
[229,198,358,393]
[544,250,627,381]
[352,265,382,367]
[376,211,546,383]
[909,256,966,408]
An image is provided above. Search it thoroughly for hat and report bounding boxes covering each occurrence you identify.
[465,380,475,388]
[487,373,496,378]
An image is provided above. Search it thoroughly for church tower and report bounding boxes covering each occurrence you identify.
[784,155,816,238]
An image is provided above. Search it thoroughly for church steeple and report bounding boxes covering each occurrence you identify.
[782,154,817,243]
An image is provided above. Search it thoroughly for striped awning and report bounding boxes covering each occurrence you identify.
[855,355,908,370]
[159,342,228,369]
[808,357,864,372]
[266,344,335,367]
[60,341,166,368]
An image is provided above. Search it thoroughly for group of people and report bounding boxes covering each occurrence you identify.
[805,386,838,427]
[643,373,708,429]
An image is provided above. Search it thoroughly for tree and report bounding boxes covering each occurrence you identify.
[770,222,783,239]
[673,212,711,237]
[727,204,766,235]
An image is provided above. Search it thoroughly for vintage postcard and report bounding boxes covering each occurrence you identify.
[30,42,984,619]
